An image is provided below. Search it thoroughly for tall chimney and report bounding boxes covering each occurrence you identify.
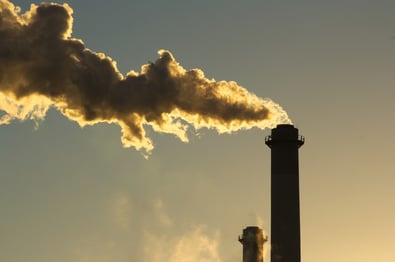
[239,226,267,262]
[265,124,304,262]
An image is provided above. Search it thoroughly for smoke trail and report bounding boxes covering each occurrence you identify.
[0,0,291,155]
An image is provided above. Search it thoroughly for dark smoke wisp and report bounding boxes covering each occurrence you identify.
[0,0,291,155]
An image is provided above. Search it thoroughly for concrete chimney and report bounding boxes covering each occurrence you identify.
[239,226,267,262]
[265,124,304,262]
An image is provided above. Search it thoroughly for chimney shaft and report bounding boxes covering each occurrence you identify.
[239,226,267,262]
[265,124,304,262]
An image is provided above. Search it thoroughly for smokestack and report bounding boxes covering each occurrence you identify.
[239,226,267,262]
[265,124,304,262]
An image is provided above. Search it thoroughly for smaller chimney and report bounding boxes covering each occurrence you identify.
[239,226,268,262]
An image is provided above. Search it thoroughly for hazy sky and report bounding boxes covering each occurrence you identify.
[1,1,395,262]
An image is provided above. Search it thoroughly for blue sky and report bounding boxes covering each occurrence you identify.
[1,1,395,262]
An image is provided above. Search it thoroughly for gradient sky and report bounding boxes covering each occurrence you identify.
[1,1,395,262]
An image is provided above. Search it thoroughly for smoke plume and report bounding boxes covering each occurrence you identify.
[0,0,291,155]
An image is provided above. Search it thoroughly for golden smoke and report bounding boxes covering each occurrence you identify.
[0,1,291,156]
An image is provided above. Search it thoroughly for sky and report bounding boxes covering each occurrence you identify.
[1,0,394,262]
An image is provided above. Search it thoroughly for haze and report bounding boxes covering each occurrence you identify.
[1,1,395,262]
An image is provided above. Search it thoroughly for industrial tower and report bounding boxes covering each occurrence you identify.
[265,124,304,262]
[239,226,267,262]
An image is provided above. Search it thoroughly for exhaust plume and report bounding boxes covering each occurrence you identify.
[0,0,291,155]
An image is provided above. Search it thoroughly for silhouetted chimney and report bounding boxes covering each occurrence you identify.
[239,226,267,262]
[265,124,304,262]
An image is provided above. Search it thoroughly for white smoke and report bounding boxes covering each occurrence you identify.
[0,0,291,156]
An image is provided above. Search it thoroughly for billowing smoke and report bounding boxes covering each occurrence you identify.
[0,0,291,155]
